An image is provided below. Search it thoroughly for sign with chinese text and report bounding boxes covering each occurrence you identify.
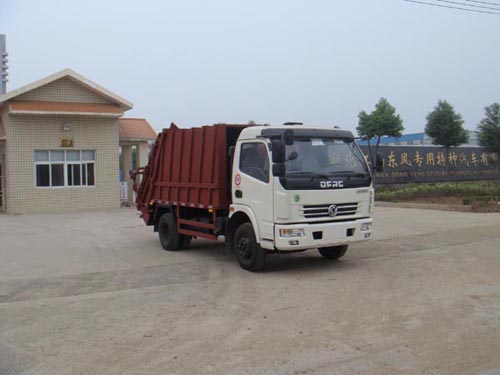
[120,182,128,202]
[359,146,499,184]
[60,137,74,148]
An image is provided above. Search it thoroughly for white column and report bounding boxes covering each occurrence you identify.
[121,144,134,205]
[136,141,149,169]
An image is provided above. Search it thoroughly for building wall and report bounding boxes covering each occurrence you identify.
[16,77,113,104]
[0,141,5,209]
[358,131,481,147]
[1,110,8,210]
[4,113,120,214]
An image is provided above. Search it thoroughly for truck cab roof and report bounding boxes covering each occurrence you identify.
[238,125,355,142]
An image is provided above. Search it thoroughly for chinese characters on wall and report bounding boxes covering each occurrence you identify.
[359,146,499,184]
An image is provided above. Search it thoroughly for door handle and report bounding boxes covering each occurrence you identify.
[235,190,243,198]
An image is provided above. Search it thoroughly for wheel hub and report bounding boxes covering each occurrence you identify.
[237,237,251,259]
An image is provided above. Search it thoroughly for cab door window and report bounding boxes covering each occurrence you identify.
[239,143,269,183]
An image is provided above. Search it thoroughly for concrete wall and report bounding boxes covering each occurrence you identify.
[4,114,120,214]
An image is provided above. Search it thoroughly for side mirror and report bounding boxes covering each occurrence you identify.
[272,163,286,177]
[374,153,384,173]
[283,129,294,146]
[271,140,285,163]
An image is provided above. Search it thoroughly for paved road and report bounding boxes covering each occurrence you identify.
[1,207,500,375]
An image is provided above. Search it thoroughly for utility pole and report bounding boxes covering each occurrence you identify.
[0,34,8,95]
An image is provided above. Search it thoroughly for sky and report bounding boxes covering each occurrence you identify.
[1,0,500,133]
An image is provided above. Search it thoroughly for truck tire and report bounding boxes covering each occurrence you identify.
[234,223,267,272]
[158,213,181,251]
[179,235,192,249]
[318,245,348,260]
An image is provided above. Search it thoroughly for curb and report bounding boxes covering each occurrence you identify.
[375,201,473,212]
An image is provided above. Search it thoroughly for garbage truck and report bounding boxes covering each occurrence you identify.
[132,122,380,271]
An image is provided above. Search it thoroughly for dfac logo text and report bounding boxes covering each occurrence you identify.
[320,180,344,189]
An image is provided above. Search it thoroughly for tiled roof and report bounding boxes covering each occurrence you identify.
[8,100,123,115]
[119,118,157,140]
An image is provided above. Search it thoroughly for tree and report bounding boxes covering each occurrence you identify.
[477,103,500,154]
[425,100,468,153]
[477,103,500,176]
[357,97,404,165]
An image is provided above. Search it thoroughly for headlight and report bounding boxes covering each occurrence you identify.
[361,223,372,231]
[279,228,305,237]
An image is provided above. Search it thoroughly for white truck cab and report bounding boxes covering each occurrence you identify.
[227,124,375,270]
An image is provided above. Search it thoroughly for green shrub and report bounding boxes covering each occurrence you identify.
[376,181,500,202]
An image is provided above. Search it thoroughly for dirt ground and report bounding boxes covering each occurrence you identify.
[1,207,500,375]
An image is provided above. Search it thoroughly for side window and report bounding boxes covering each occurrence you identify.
[34,150,96,188]
[239,143,269,183]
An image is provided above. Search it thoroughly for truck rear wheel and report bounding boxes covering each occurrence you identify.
[158,213,182,251]
[318,245,348,260]
[179,235,192,249]
[234,223,267,272]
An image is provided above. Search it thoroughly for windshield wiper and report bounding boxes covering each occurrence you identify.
[286,171,313,176]
[287,172,330,180]
[329,171,368,178]
[287,171,368,179]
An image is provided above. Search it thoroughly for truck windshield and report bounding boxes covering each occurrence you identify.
[283,138,370,187]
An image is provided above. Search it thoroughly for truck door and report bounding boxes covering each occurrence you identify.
[233,141,274,243]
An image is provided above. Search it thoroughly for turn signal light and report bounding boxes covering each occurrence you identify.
[279,228,305,238]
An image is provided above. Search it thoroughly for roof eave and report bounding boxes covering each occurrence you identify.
[9,110,124,117]
[0,68,133,110]
[120,137,156,142]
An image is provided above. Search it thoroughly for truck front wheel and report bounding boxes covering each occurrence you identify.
[158,213,182,251]
[318,245,348,260]
[234,223,267,272]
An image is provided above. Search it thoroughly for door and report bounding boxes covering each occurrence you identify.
[233,141,274,241]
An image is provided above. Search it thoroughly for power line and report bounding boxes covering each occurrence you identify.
[436,0,500,10]
[464,0,500,7]
[403,0,500,14]
[404,0,500,13]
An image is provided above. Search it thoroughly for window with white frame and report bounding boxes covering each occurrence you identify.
[34,150,95,188]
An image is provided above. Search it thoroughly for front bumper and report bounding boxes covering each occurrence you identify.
[274,218,373,251]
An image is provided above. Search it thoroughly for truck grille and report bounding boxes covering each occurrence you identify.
[300,202,359,218]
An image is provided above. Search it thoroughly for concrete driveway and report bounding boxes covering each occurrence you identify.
[1,207,500,375]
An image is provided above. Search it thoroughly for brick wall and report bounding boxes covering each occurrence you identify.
[1,110,8,211]
[4,114,120,214]
[17,77,112,104]
[0,142,4,210]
